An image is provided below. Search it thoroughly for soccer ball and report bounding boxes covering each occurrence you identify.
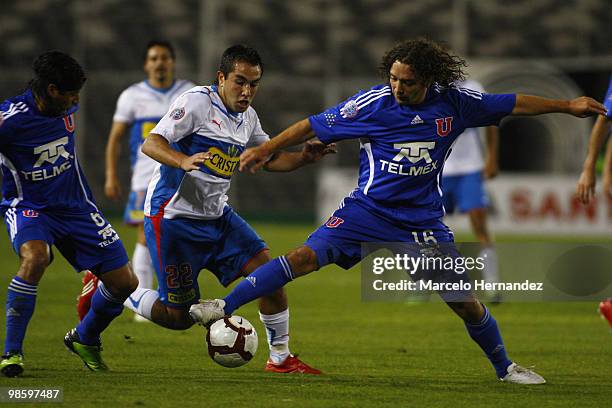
[206,316,258,368]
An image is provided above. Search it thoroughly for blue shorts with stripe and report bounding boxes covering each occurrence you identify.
[305,194,456,270]
[144,206,267,308]
[305,195,471,301]
[2,207,128,275]
[123,190,146,225]
[441,171,488,213]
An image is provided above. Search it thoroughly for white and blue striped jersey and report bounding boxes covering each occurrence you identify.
[309,83,515,224]
[442,79,487,176]
[113,79,195,191]
[144,85,269,220]
[0,89,97,213]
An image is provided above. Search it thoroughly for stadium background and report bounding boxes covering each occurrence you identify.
[1,2,612,406]
[1,0,611,225]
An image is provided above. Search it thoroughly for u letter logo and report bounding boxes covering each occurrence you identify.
[435,117,453,137]
[63,114,75,132]
[325,216,344,228]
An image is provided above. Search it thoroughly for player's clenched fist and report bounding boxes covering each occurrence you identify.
[180,152,212,172]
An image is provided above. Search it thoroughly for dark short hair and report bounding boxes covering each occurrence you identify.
[215,44,263,85]
[379,38,466,87]
[30,51,86,96]
[143,40,176,61]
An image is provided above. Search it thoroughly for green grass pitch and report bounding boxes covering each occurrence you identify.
[1,222,610,407]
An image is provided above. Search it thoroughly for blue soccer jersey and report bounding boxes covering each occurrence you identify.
[0,89,97,213]
[0,89,128,274]
[309,84,515,224]
[604,74,612,120]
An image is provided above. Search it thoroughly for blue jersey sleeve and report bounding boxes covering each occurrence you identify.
[0,104,15,147]
[451,88,516,128]
[309,88,385,144]
[604,74,612,119]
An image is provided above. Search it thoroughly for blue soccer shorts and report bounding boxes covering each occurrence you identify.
[3,207,129,275]
[144,206,267,308]
[123,190,146,225]
[441,171,488,214]
[305,195,455,271]
[305,196,470,302]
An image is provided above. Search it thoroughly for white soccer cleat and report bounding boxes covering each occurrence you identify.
[500,363,546,384]
[189,299,226,327]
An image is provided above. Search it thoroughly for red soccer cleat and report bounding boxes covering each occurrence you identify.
[264,354,322,375]
[77,270,99,321]
[599,299,612,331]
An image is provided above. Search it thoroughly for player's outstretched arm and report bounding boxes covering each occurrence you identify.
[263,141,337,172]
[104,121,129,201]
[240,119,316,173]
[512,95,607,117]
[142,133,210,172]
[576,115,612,204]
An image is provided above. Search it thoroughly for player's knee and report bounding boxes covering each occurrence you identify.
[125,272,139,295]
[241,249,272,276]
[286,246,318,277]
[18,244,50,280]
[120,267,139,295]
[20,254,49,274]
[104,265,139,298]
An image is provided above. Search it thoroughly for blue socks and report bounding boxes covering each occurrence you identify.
[223,256,294,314]
[76,282,125,345]
[4,276,37,354]
[465,305,512,378]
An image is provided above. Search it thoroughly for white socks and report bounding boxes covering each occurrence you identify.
[133,243,155,289]
[479,247,499,283]
[123,288,159,320]
[259,309,290,364]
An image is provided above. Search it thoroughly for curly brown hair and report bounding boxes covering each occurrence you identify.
[379,38,466,86]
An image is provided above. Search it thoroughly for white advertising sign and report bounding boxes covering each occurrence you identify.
[317,170,612,235]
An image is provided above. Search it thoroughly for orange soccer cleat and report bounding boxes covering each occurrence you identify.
[265,354,322,375]
[77,270,99,321]
[599,299,612,331]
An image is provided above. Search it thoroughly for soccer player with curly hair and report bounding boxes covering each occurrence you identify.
[193,38,606,384]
